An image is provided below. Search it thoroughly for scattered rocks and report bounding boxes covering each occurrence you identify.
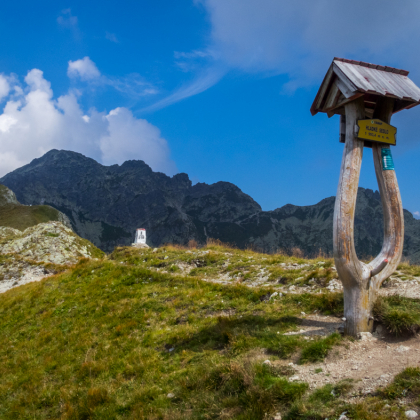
[326,278,343,292]
[167,393,175,399]
[132,242,149,248]
[262,360,272,366]
[283,329,307,336]
[358,332,375,341]
[380,276,420,299]
[405,410,418,419]
[396,345,410,352]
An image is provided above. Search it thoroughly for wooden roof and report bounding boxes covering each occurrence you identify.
[311,58,420,117]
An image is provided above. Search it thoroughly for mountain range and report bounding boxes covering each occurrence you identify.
[2,149,420,263]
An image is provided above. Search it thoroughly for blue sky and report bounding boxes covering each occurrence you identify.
[1,1,420,217]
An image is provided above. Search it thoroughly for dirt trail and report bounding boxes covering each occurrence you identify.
[269,314,420,395]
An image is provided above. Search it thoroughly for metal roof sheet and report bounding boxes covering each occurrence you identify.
[310,58,420,116]
[333,58,420,101]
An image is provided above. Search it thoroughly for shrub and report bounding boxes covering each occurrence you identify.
[373,296,420,335]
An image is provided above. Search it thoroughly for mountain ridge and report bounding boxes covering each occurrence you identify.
[2,149,420,262]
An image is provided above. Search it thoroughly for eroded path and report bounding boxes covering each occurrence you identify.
[261,314,420,397]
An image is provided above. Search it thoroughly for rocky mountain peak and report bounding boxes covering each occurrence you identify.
[1,149,420,263]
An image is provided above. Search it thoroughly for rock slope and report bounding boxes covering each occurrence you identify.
[0,222,103,293]
[2,149,420,263]
[0,221,102,264]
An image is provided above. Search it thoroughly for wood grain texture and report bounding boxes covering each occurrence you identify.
[333,97,404,336]
[370,98,404,288]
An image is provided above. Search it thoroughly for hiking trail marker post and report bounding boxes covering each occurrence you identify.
[311,58,420,337]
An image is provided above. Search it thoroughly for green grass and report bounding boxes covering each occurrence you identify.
[299,333,342,364]
[0,245,347,419]
[380,367,420,403]
[109,244,339,293]
[285,371,420,420]
[285,292,344,316]
[373,295,420,335]
[397,261,420,278]
[0,203,62,231]
[0,244,419,419]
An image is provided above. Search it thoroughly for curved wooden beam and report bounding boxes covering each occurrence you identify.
[333,97,404,336]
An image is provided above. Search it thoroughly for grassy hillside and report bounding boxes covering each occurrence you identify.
[0,183,70,232]
[0,244,419,419]
[0,203,64,231]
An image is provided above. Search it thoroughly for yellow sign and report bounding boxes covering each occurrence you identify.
[357,119,396,145]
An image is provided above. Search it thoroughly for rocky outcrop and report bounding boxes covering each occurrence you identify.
[2,149,420,263]
[0,221,104,293]
[0,185,19,206]
[0,221,103,264]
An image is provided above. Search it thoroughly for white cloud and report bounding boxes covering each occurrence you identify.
[413,211,420,218]
[174,49,218,73]
[106,73,159,97]
[0,115,17,133]
[68,57,101,80]
[175,51,207,60]
[198,0,420,84]
[57,8,78,28]
[0,151,26,176]
[145,1,420,111]
[143,65,226,112]
[0,69,176,177]
[67,57,158,98]
[0,75,10,101]
[161,0,420,108]
[101,107,176,173]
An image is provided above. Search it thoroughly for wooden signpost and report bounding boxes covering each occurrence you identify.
[311,58,420,337]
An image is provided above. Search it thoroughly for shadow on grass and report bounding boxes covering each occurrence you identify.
[168,314,344,362]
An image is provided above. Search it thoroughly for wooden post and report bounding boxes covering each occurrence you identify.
[333,97,404,337]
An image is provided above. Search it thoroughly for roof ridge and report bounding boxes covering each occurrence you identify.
[333,57,409,76]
